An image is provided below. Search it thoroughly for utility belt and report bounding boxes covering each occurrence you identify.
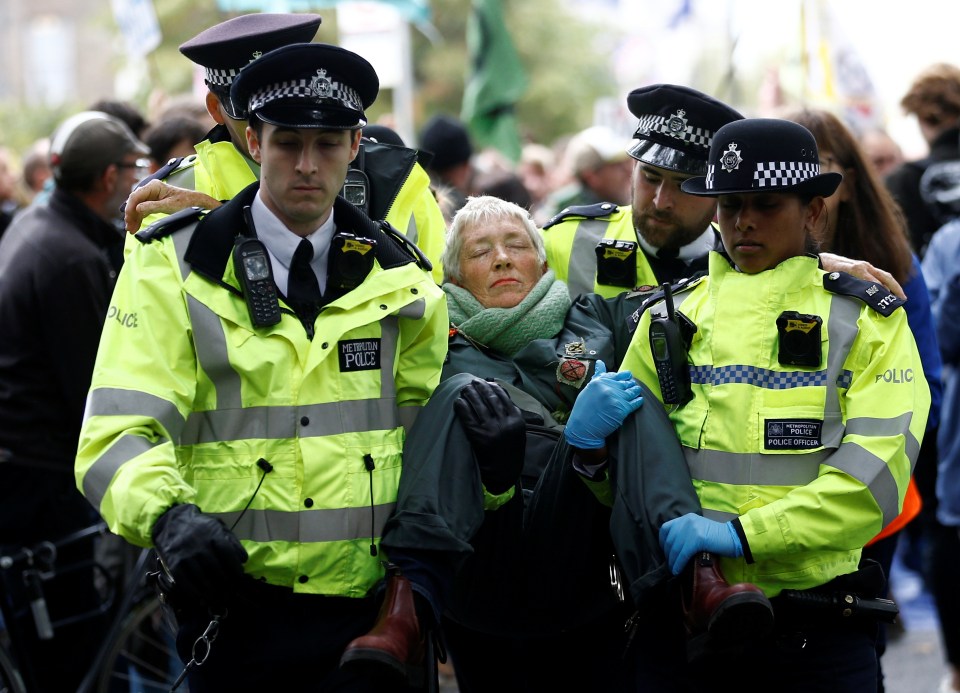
[770,560,897,631]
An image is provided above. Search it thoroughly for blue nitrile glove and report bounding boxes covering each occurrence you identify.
[563,360,644,449]
[659,513,743,575]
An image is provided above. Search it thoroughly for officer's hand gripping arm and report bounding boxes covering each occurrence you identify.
[659,513,743,575]
[564,360,644,449]
[125,179,221,232]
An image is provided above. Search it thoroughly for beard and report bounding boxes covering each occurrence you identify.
[632,206,711,251]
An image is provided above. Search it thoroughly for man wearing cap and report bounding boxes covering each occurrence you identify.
[124,12,447,283]
[543,84,744,300]
[75,43,446,692]
[0,111,149,692]
[541,124,633,220]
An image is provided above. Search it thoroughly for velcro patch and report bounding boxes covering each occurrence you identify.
[338,339,381,372]
[764,419,823,449]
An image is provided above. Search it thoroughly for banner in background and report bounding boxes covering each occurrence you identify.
[460,0,527,162]
[111,0,162,58]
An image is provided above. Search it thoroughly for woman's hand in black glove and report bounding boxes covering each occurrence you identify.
[453,379,526,495]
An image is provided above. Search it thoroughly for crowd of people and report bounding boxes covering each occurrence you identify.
[0,9,959,693]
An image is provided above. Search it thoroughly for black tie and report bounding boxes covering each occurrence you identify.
[654,247,688,284]
[287,239,322,323]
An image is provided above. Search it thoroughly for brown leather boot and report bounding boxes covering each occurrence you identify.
[340,564,426,686]
[683,551,774,643]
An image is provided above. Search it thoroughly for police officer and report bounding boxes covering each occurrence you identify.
[124,12,446,282]
[75,42,447,692]
[621,118,930,691]
[543,84,743,299]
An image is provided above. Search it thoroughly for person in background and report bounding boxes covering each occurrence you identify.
[786,106,943,693]
[141,115,209,173]
[0,111,149,693]
[346,195,771,693]
[122,13,446,283]
[419,113,475,216]
[622,118,929,691]
[0,147,23,239]
[918,216,960,693]
[885,62,960,258]
[19,138,52,202]
[858,127,905,179]
[540,124,633,220]
[74,43,446,692]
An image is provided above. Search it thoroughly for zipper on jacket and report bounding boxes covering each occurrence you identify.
[363,453,378,556]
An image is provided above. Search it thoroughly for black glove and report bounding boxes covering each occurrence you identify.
[152,503,248,608]
[453,379,526,495]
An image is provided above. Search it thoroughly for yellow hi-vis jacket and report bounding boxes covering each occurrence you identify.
[621,253,930,597]
[77,187,448,598]
[134,126,447,283]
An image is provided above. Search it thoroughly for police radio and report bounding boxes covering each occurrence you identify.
[340,142,370,215]
[649,282,693,406]
[327,232,377,295]
[234,206,281,327]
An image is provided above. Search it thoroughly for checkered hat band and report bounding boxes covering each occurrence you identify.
[248,76,363,113]
[754,161,820,188]
[635,114,713,150]
[205,67,241,88]
[705,164,716,190]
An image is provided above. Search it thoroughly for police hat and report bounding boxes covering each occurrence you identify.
[179,13,323,117]
[681,118,843,197]
[626,84,744,176]
[231,43,379,130]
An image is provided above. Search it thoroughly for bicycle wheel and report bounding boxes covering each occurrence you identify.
[0,645,27,693]
[94,595,186,693]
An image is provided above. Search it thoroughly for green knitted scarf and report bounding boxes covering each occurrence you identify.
[443,270,571,357]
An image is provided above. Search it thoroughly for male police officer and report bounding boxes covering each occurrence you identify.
[125,12,446,281]
[543,84,743,300]
[75,42,447,692]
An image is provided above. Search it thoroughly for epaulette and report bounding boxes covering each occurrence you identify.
[378,220,433,272]
[823,271,904,317]
[625,274,705,335]
[542,201,619,229]
[131,155,194,193]
[135,206,206,244]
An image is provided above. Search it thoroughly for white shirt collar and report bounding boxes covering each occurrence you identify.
[636,224,717,263]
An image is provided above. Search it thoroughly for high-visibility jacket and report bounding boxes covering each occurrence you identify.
[76,184,448,598]
[621,253,930,597]
[134,126,447,283]
[541,203,722,299]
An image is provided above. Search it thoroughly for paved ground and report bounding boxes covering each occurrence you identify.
[882,551,951,693]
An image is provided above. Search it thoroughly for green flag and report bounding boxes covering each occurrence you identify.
[461,0,528,163]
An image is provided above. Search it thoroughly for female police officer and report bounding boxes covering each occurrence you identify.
[621,118,930,691]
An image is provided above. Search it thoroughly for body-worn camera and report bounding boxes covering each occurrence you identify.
[595,239,637,288]
[328,232,377,295]
[776,311,822,367]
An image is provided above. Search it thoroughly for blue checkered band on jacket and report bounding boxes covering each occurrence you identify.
[753,161,820,188]
[205,67,241,88]
[634,114,713,150]
[688,364,854,389]
[249,77,363,114]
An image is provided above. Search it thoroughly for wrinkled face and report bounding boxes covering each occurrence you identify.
[247,123,360,237]
[454,217,547,309]
[631,162,718,250]
[717,192,818,273]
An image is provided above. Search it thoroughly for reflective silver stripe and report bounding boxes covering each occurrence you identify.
[209,503,396,543]
[846,413,921,466]
[703,508,739,522]
[83,434,164,509]
[172,224,193,282]
[187,295,244,409]
[568,219,609,298]
[397,298,426,320]
[86,388,186,441]
[685,448,826,486]
[823,442,901,526]
[380,315,399,400]
[404,215,419,245]
[824,295,860,445]
[181,399,401,444]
